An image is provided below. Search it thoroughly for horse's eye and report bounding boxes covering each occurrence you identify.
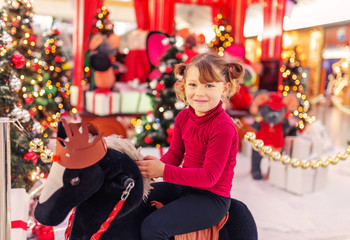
[70,177,80,186]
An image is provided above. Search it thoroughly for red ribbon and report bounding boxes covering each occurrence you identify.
[11,220,27,230]
[92,89,113,115]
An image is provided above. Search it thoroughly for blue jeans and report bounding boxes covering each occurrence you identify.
[140,182,231,240]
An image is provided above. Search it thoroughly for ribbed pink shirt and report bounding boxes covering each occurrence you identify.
[161,101,238,197]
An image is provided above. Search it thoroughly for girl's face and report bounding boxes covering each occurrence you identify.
[185,66,230,116]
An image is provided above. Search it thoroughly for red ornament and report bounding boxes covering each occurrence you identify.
[165,66,173,74]
[24,152,38,164]
[45,46,52,52]
[32,62,39,72]
[155,82,165,91]
[54,56,62,63]
[114,69,119,75]
[154,92,161,97]
[55,29,60,35]
[28,35,36,42]
[197,34,206,44]
[167,136,172,144]
[12,20,19,26]
[25,95,33,103]
[166,127,174,137]
[11,53,26,69]
[175,53,183,59]
[144,136,153,144]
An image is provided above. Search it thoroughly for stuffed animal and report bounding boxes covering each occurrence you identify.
[89,33,126,89]
[249,90,299,180]
[34,120,258,240]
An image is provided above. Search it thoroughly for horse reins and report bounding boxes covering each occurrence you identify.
[64,181,135,240]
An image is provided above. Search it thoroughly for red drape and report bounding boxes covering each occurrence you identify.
[72,0,102,112]
[134,0,175,35]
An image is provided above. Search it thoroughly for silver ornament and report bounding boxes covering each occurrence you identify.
[175,101,186,110]
[33,121,43,134]
[146,114,155,122]
[21,109,31,123]
[12,107,23,119]
[163,110,174,120]
[10,76,22,91]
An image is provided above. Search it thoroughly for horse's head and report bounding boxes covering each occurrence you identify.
[34,120,151,227]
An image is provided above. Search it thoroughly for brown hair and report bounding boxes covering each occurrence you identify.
[173,52,244,102]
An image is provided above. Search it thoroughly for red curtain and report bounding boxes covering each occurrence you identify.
[134,0,175,35]
[72,0,102,112]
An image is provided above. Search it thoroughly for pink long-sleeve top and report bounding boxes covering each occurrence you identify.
[161,101,238,197]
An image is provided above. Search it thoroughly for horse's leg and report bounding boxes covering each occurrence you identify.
[219,198,258,240]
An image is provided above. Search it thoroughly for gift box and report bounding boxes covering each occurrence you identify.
[120,91,141,113]
[69,85,79,107]
[268,159,288,190]
[85,90,120,116]
[137,93,153,113]
[11,188,29,240]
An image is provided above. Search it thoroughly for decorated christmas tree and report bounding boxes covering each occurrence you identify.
[41,27,73,121]
[208,13,234,57]
[1,0,52,190]
[133,36,186,147]
[280,50,315,131]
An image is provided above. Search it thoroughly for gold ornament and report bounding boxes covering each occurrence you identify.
[310,160,320,169]
[280,155,291,165]
[261,146,273,157]
[244,132,256,143]
[252,139,264,151]
[29,138,44,152]
[329,156,339,165]
[346,146,350,155]
[40,149,54,163]
[290,158,300,168]
[301,160,310,169]
[321,159,330,167]
[337,153,348,161]
[270,151,281,161]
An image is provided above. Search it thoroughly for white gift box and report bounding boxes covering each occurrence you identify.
[85,90,120,116]
[268,159,288,189]
[69,85,79,107]
[11,188,29,240]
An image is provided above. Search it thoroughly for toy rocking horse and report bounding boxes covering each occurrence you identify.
[34,120,257,239]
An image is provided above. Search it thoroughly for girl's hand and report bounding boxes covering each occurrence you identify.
[136,155,165,178]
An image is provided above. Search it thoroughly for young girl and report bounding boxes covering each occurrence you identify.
[136,52,244,240]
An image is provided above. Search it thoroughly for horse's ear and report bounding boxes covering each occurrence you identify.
[146,31,171,69]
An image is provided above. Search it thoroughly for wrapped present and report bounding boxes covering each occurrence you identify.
[69,85,79,107]
[11,188,29,240]
[115,81,152,114]
[268,159,287,190]
[138,93,153,113]
[85,89,120,116]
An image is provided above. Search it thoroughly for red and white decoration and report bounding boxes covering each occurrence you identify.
[11,188,29,240]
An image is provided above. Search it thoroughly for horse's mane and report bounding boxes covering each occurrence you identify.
[104,135,152,200]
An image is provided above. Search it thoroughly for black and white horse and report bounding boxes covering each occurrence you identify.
[34,126,257,240]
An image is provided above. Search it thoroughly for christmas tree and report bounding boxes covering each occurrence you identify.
[1,0,52,190]
[280,50,315,131]
[41,27,73,122]
[208,13,234,57]
[133,36,186,147]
